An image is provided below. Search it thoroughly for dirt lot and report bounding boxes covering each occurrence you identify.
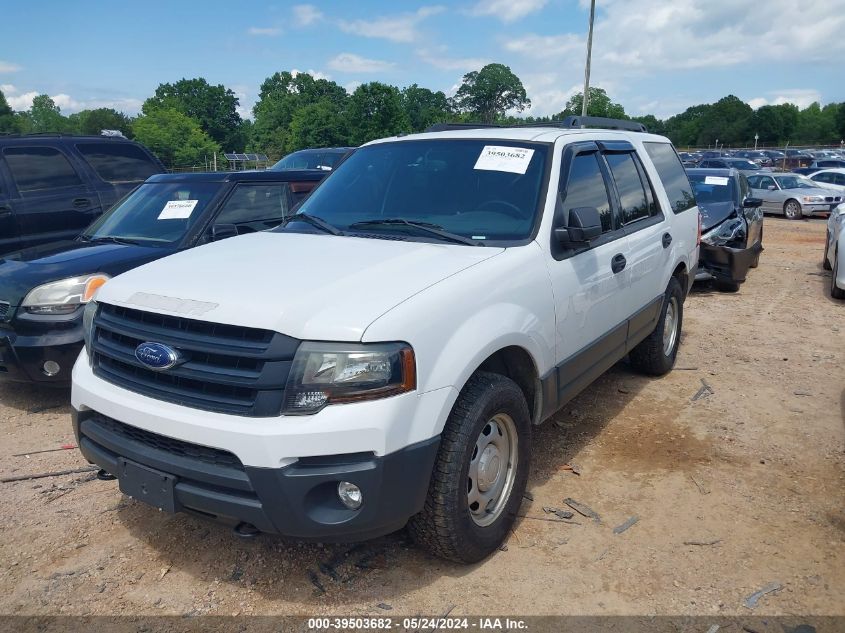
[0,217,843,619]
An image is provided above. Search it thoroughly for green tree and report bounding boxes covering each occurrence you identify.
[288,100,350,151]
[452,63,530,124]
[630,114,665,135]
[251,71,348,155]
[347,82,409,145]
[400,84,452,132]
[695,95,753,147]
[132,107,220,168]
[0,88,20,133]
[663,104,711,147]
[560,87,626,119]
[28,95,71,133]
[68,108,134,137]
[144,78,244,150]
[793,103,838,144]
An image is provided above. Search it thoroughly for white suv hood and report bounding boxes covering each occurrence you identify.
[96,232,503,340]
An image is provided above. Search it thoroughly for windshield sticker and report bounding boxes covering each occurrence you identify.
[474,146,535,175]
[704,176,729,186]
[158,199,199,220]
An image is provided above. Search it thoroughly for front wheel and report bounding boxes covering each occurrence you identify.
[629,277,684,376]
[784,199,803,220]
[408,372,531,563]
[832,249,845,300]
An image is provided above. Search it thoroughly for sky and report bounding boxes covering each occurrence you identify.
[1,0,844,121]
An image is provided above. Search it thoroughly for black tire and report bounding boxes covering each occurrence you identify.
[832,248,845,300]
[750,252,760,269]
[629,277,684,376]
[408,371,531,563]
[823,231,832,270]
[715,280,740,292]
[784,199,802,220]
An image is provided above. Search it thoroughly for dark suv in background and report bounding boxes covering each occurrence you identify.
[0,134,165,256]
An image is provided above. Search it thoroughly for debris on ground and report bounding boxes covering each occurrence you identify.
[523,491,534,501]
[692,378,715,401]
[690,474,711,495]
[743,581,783,609]
[613,515,639,534]
[563,497,601,523]
[307,570,326,596]
[376,603,392,610]
[1,466,98,483]
[793,390,812,396]
[560,463,581,475]
[12,444,77,457]
[542,506,575,520]
[683,539,721,546]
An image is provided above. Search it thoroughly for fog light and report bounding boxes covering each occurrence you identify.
[337,481,363,510]
[42,361,61,377]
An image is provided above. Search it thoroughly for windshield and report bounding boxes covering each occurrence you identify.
[82,181,221,245]
[688,174,737,204]
[272,149,344,170]
[284,139,548,243]
[774,175,818,190]
[730,159,759,170]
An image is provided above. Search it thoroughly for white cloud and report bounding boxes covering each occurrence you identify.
[416,47,488,72]
[469,0,547,23]
[521,75,581,117]
[6,89,143,114]
[327,53,395,74]
[747,89,823,110]
[344,81,363,94]
[338,6,444,43]
[1,84,16,95]
[291,68,332,81]
[0,61,21,73]
[247,26,281,36]
[505,33,583,59]
[6,91,38,110]
[293,4,323,26]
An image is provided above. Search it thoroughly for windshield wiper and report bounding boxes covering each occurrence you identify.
[79,235,142,246]
[349,219,483,246]
[283,212,343,235]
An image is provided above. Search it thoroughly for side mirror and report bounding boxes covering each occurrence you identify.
[210,223,239,241]
[743,197,763,208]
[556,206,603,246]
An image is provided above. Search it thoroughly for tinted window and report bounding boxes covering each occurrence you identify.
[291,140,547,242]
[605,152,650,225]
[3,146,82,192]
[688,173,737,204]
[272,150,319,170]
[215,183,292,227]
[82,181,221,245]
[643,142,696,213]
[76,142,160,183]
[562,152,613,233]
[813,173,834,184]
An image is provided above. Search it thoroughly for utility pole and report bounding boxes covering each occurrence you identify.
[754,133,759,150]
[581,0,596,123]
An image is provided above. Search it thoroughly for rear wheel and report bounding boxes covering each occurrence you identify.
[629,277,684,376]
[832,248,845,300]
[823,231,832,270]
[784,199,803,220]
[408,372,530,563]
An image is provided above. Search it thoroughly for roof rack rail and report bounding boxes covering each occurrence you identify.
[424,116,647,134]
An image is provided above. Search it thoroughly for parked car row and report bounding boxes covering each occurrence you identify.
[678,147,845,172]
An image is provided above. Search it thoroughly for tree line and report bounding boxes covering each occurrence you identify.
[1,63,843,168]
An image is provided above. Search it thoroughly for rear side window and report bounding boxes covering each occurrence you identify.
[3,146,83,192]
[76,143,160,183]
[562,153,613,233]
[605,152,655,225]
[643,142,696,213]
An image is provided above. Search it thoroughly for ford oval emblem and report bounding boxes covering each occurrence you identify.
[135,342,181,371]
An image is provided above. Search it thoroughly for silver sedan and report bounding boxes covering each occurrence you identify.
[746,173,843,219]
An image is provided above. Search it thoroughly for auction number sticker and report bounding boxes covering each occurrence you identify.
[158,199,199,220]
[474,145,535,175]
[704,176,729,186]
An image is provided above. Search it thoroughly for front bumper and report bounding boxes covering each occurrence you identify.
[803,203,837,216]
[73,409,440,541]
[0,324,83,384]
[697,240,762,284]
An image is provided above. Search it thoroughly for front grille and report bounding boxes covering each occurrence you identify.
[91,303,300,417]
[0,302,9,321]
[93,415,244,470]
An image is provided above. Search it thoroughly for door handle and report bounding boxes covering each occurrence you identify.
[72,198,91,208]
[611,253,627,274]
[662,232,672,248]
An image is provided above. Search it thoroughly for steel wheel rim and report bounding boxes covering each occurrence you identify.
[467,413,518,527]
[662,297,678,356]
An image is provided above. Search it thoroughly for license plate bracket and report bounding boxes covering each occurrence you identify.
[117,458,178,513]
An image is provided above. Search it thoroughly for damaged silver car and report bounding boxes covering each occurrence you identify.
[687,168,764,292]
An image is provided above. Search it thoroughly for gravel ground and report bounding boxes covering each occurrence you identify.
[0,216,842,619]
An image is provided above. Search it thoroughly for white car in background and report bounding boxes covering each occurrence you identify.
[810,168,845,192]
[824,203,845,299]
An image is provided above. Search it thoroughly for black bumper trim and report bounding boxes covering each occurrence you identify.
[73,408,441,541]
[698,240,761,284]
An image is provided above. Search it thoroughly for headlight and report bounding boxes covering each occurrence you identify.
[21,274,110,314]
[82,300,99,365]
[803,196,824,203]
[283,342,416,414]
[701,217,746,247]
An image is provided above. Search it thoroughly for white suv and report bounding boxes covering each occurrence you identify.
[72,118,699,563]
